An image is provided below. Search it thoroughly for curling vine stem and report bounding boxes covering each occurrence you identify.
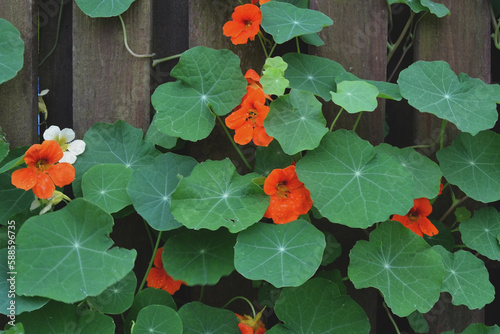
[39,0,64,66]
[387,11,414,63]
[221,296,256,319]
[118,15,156,58]
[152,54,182,67]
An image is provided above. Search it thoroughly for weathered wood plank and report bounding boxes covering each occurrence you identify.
[310,0,388,146]
[72,0,153,136]
[0,0,38,148]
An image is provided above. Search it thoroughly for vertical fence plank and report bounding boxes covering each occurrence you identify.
[0,1,38,148]
[310,0,388,146]
[72,0,153,136]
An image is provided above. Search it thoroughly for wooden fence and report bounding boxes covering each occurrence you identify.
[0,0,498,332]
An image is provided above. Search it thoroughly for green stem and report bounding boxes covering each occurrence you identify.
[439,195,469,223]
[267,42,277,58]
[352,111,364,132]
[329,107,344,131]
[491,3,500,50]
[439,119,448,150]
[39,0,64,66]
[387,11,414,63]
[137,231,163,293]
[295,36,301,54]
[221,296,256,319]
[143,219,155,252]
[216,114,253,171]
[198,285,205,302]
[383,301,401,334]
[257,32,269,58]
[118,15,155,58]
[152,54,182,67]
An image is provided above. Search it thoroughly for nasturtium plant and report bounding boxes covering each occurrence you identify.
[387,0,450,17]
[0,19,24,85]
[87,270,137,314]
[16,199,137,303]
[177,302,239,334]
[151,46,247,142]
[133,305,182,334]
[330,80,379,113]
[460,207,500,261]
[260,56,290,96]
[74,0,135,17]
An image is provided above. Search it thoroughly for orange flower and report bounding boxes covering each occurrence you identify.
[146,247,185,295]
[236,308,266,334]
[244,69,271,100]
[225,87,273,147]
[11,140,75,199]
[263,165,313,224]
[251,0,270,4]
[223,4,262,45]
[391,198,438,237]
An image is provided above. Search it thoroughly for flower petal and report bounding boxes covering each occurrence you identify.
[32,173,56,199]
[146,267,168,289]
[43,125,61,141]
[39,140,65,164]
[153,247,164,269]
[234,123,254,145]
[59,152,77,164]
[59,128,76,142]
[68,139,86,155]
[47,162,75,187]
[11,167,37,191]
[418,217,439,237]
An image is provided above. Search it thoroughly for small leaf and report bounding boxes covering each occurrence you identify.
[234,220,326,287]
[348,221,445,317]
[420,0,450,17]
[321,231,342,266]
[300,32,325,46]
[74,0,135,17]
[261,2,333,44]
[437,131,500,203]
[265,89,328,155]
[0,19,24,84]
[407,311,429,333]
[163,229,236,285]
[134,305,182,334]
[330,81,379,113]
[460,207,500,261]
[145,113,178,149]
[170,159,269,233]
[177,302,239,334]
[87,270,137,314]
[423,220,455,252]
[260,57,290,96]
[455,207,471,223]
[433,246,494,309]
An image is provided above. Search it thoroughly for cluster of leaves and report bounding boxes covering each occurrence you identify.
[1,0,500,333]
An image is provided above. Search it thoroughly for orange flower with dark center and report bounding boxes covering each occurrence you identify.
[146,247,186,295]
[391,198,438,237]
[263,165,313,224]
[223,4,262,45]
[236,308,266,334]
[225,87,273,146]
[11,140,75,199]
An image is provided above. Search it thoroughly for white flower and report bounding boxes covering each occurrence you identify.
[43,125,86,164]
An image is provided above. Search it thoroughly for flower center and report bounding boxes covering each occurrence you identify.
[35,159,51,172]
[244,20,253,29]
[276,182,289,198]
[246,109,258,123]
[407,210,419,221]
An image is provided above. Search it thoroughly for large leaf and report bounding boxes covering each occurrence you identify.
[433,246,494,309]
[127,153,198,231]
[177,302,239,334]
[145,113,178,149]
[437,131,500,203]
[134,305,182,334]
[163,229,236,285]
[274,278,370,333]
[460,207,500,261]
[460,324,500,334]
[16,198,136,303]
[296,130,414,228]
[388,0,449,17]
[375,143,442,199]
[73,120,159,197]
[264,89,328,155]
[348,221,445,317]
[234,220,326,287]
[283,53,346,101]
[261,2,333,43]
[0,19,24,84]
[330,81,379,113]
[151,46,247,141]
[398,61,498,135]
[87,270,137,314]
[170,159,269,233]
[74,0,135,17]
[0,173,33,223]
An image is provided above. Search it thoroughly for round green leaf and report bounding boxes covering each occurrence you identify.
[261,56,290,96]
[0,248,48,315]
[0,173,33,223]
[127,153,198,231]
[178,302,239,334]
[82,164,133,213]
[407,311,429,333]
[420,0,450,17]
[423,220,455,252]
[134,305,182,334]
[163,229,236,285]
[254,140,294,176]
[17,198,137,303]
[335,71,402,101]
[170,159,269,233]
[283,53,346,101]
[265,89,328,155]
[74,0,135,17]
[375,143,442,199]
[274,278,370,333]
[87,270,137,314]
[234,220,326,287]
[460,207,500,261]
[437,131,500,203]
[73,120,159,197]
[261,2,333,44]
[330,81,379,113]
[321,231,342,266]
[145,114,178,149]
[461,323,500,334]
[433,246,494,309]
[398,61,498,135]
[151,46,247,142]
[296,130,414,228]
[0,19,24,85]
[348,221,445,317]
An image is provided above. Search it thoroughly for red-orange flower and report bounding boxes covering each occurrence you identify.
[223,4,262,45]
[146,247,186,295]
[391,198,438,237]
[11,140,75,199]
[244,69,271,100]
[251,0,270,4]
[225,87,273,147]
[264,165,313,224]
[236,308,266,334]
